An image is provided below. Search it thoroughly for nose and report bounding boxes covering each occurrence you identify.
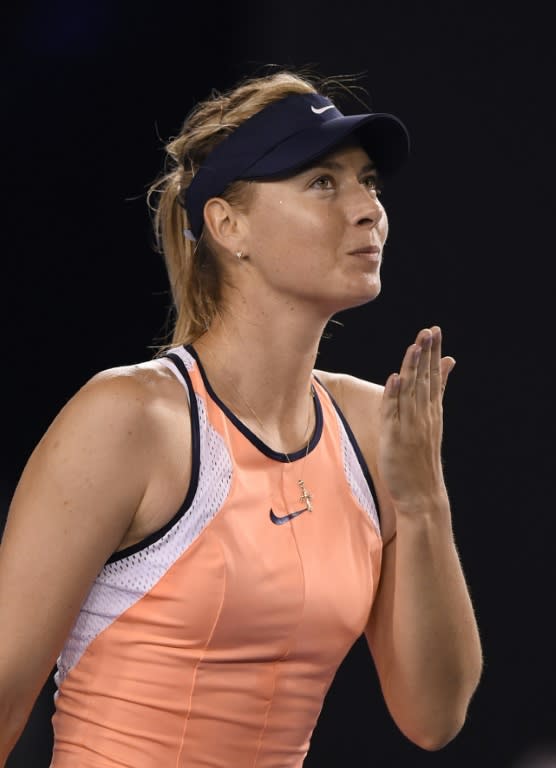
[346,184,384,229]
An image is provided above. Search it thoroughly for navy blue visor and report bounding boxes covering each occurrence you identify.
[182,92,410,239]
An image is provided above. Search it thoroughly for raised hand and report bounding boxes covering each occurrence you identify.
[378,326,455,510]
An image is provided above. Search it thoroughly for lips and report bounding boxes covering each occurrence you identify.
[347,245,381,255]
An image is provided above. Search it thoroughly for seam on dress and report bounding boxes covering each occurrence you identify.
[174,534,228,768]
[251,659,280,768]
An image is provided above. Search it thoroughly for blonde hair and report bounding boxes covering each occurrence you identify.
[148,70,325,350]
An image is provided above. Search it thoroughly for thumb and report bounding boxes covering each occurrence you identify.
[381,372,400,419]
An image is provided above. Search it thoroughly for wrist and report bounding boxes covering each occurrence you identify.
[393,488,451,522]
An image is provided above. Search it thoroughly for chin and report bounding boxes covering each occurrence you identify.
[349,277,382,305]
[328,283,382,314]
[348,291,381,310]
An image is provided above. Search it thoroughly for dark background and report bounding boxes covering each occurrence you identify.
[3,1,555,766]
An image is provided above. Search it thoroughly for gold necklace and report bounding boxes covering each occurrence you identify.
[245,389,315,514]
[196,343,315,513]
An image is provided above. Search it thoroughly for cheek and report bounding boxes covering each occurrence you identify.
[249,203,337,260]
[379,206,389,240]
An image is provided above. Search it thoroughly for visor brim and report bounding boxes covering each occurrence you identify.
[241,113,410,180]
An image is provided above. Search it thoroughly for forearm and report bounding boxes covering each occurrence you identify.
[0,699,29,766]
[371,495,483,749]
[0,671,41,766]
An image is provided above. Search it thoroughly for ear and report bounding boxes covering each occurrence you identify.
[203,197,246,254]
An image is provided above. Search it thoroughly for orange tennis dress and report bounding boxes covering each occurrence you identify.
[50,345,383,767]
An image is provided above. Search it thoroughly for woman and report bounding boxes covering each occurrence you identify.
[0,70,482,767]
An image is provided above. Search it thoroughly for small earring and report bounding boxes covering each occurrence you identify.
[236,251,243,260]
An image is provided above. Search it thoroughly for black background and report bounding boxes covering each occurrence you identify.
[3,2,555,766]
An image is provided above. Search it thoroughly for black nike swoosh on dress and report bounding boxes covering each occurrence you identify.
[269,508,307,525]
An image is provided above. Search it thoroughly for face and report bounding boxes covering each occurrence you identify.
[242,141,389,316]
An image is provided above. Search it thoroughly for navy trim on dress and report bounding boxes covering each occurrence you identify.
[106,353,201,563]
[313,375,381,525]
[186,344,323,463]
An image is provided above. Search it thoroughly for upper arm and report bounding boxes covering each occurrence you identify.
[0,369,162,714]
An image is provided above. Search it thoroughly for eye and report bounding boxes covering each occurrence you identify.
[310,175,334,190]
[362,175,383,195]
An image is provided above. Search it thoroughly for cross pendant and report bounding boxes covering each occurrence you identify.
[298,480,313,513]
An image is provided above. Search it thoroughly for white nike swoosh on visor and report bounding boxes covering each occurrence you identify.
[311,105,335,114]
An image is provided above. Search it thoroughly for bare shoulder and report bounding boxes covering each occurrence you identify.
[7,356,189,547]
[313,369,384,435]
[51,357,193,541]
[0,358,191,717]
[51,357,187,439]
[84,357,185,407]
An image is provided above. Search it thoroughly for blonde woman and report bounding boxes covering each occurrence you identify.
[0,69,482,767]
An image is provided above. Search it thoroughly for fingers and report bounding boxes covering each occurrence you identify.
[440,355,456,399]
[396,339,421,423]
[386,326,455,419]
[415,329,433,409]
[429,327,442,400]
[400,326,453,404]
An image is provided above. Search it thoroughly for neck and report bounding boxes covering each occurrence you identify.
[193,308,328,453]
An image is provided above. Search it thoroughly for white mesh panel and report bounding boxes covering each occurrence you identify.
[165,346,196,371]
[56,386,233,686]
[334,410,380,536]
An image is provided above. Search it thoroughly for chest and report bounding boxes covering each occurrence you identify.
[138,454,382,666]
